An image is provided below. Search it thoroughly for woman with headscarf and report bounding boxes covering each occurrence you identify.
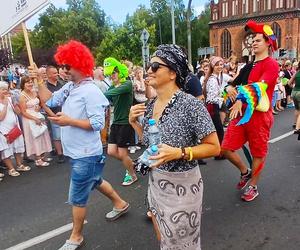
[203,56,225,160]
[129,44,220,250]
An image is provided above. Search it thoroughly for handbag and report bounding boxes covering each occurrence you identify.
[27,111,48,138]
[5,125,22,144]
[2,99,22,144]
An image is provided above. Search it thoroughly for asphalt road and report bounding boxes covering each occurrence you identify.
[0,109,299,250]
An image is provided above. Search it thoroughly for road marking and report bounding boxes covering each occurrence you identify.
[269,131,294,143]
[5,220,88,250]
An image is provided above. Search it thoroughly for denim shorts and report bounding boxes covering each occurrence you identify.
[50,121,61,141]
[68,155,105,207]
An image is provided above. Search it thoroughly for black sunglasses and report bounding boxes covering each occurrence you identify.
[147,62,171,72]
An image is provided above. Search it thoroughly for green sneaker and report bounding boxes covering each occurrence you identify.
[122,172,137,186]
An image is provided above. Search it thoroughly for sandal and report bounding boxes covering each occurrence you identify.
[16,164,31,172]
[35,159,50,167]
[105,203,130,221]
[8,169,20,177]
[58,238,84,250]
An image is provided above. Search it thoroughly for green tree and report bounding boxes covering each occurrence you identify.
[96,5,156,66]
[150,0,187,45]
[10,0,211,66]
[32,0,106,50]
[11,32,27,56]
[12,0,108,62]
[191,4,210,62]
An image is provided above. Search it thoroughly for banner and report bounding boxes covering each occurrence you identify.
[0,0,49,36]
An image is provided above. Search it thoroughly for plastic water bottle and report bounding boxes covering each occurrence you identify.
[140,145,159,166]
[148,119,161,146]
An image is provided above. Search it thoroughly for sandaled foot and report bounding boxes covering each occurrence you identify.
[105,203,130,221]
[122,172,138,186]
[16,164,31,172]
[58,238,84,250]
[35,159,50,167]
[8,169,20,177]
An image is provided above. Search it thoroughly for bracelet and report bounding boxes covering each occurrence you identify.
[187,147,193,161]
[181,147,186,159]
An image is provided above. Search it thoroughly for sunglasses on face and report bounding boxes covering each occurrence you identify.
[147,62,171,73]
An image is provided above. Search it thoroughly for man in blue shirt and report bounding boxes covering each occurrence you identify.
[35,40,129,250]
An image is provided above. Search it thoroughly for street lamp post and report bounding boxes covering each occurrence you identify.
[187,0,192,65]
[171,0,176,44]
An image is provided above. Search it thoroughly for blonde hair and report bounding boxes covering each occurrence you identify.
[123,60,134,75]
[0,81,9,89]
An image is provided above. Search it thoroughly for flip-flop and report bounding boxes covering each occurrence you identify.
[105,203,130,221]
[58,238,84,250]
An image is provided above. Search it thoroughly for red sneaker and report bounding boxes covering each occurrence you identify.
[236,169,251,190]
[241,185,259,202]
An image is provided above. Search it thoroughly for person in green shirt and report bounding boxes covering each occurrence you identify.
[289,62,300,135]
[104,58,138,186]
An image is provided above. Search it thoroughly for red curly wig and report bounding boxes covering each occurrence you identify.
[54,40,95,77]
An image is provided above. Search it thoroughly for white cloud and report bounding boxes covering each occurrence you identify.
[194,5,205,16]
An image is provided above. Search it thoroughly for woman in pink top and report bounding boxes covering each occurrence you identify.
[19,76,52,167]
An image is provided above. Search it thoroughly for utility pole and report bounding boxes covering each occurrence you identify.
[171,0,176,44]
[158,19,162,44]
[187,0,192,65]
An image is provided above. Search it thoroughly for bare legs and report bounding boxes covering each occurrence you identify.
[107,144,137,179]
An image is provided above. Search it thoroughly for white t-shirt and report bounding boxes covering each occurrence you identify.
[200,75,205,86]
[0,98,18,134]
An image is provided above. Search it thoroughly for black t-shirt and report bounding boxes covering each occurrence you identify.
[231,62,254,86]
[46,80,63,114]
[283,69,292,80]
[185,73,203,98]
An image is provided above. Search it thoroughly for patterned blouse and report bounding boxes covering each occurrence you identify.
[143,90,216,172]
[206,74,223,107]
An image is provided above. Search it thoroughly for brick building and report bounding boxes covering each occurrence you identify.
[209,0,300,61]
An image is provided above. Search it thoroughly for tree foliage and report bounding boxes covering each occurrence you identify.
[96,5,156,65]
[11,0,211,66]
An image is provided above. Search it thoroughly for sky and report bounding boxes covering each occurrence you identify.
[27,0,208,29]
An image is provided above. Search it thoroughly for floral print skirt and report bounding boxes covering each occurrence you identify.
[148,167,203,250]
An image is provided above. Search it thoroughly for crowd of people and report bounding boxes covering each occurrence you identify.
[0,19,299,250]
[0,65,70,181]
[197,51,300,134]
